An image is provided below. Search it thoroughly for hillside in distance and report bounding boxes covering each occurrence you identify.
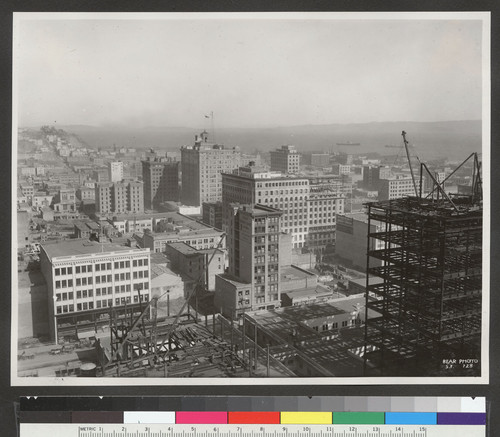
[65,120,481,161]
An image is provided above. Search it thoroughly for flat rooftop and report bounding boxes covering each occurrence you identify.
[282,284,332,299]
[167,241,224,256]
[349,276,384,287]
[281,265,315,282]
[216,273,250,287]
[42,239,148,260]
[149,227,222,240]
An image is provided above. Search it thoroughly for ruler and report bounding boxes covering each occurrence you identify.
[20,424,485,437]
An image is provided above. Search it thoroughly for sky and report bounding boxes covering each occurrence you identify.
[14,13,485,128]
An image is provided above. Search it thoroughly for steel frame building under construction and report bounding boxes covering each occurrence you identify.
[363,151,483,376]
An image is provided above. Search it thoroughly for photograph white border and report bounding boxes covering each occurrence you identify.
[11,11,491,386]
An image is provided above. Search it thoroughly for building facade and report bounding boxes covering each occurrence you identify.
[306,176,345,251]
[142,156,180,209]
[95,181,144,215]
[180,131,241,206]
[222,164,310,248]
[222,165,344,250]
[142,227,226,254]
[39,240,151,342]
[215,204,283,317]
[378,176,418,201]
[202,201,223,230]
[335,212,383,271]
[165,242,225,291]
[108,161,124,183]
[270,145,301,174]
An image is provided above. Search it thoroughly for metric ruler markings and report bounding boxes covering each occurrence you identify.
[20,424,484,437]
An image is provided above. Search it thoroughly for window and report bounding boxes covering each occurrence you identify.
[55,268,60,276]
[67,267,72,274]
[77,303,82,311]
[55,281,61,289]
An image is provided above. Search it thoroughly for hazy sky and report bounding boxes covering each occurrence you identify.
[14,14,484,128]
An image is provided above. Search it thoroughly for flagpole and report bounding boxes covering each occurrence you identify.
[211,111,216,143]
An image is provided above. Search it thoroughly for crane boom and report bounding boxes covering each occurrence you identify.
[401,130,419,197]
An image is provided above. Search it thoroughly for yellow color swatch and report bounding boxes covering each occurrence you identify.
[280,412,332,424]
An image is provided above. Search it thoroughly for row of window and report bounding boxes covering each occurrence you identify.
[256,181,308,188]
[56,294,151,314]
[56,270,149,288]
[55,280,149,298]
[55,258,148,276]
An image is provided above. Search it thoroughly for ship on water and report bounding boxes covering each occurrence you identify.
[336,141,360,146]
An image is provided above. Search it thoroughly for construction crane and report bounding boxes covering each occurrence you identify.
[401,131,419,197]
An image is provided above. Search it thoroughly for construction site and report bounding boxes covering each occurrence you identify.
[90,235,295,378]
[363,136,483,376]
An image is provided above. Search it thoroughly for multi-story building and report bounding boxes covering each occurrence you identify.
[32,192,54,209]
[165,242,225,291]
[53,188,77,213]
[310,153,330,168]
[77,186,95,202]
[108,161,124,182]
[335,211,383,271]
[362,165,392,191]
[378,175,419,201]
[112,215,153,235]
[306,176,345,251]
[142,227,225,254]
[270,145,301,174]
[215,204,284,317]
[92,167,110,183]
[222,165,343,250]
[202,201,223,230]
[19,184,34,203]
[39,240,151,343]
[222,164,310,248]
[332,163,351,176]
[142,156,179,209]
[180,131,241,206]
[95,181,144,215]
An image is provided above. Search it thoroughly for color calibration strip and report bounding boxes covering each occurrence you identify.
[19,397,486,426]
[21,411,486,425]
